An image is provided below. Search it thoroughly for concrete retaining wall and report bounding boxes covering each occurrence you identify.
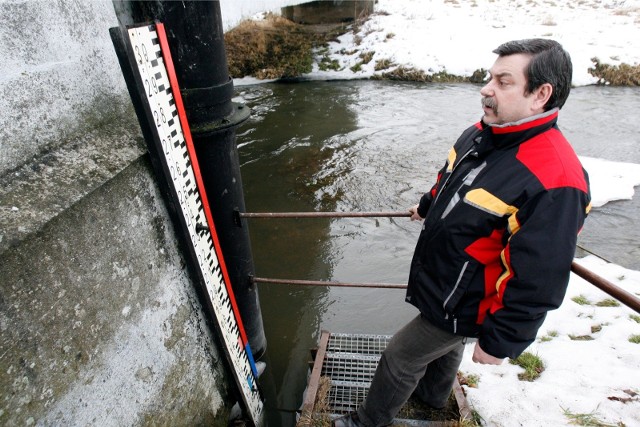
[0,0,131,178]
[0,155,232,425]
[0,0,300,178]
[0,0,279,424]
[220,0,303,30]
[282,0,375,24]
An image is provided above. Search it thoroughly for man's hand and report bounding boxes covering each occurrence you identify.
[409,204,423,221]
[472,342,504,365]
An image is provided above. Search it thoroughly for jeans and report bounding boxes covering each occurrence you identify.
[357,314,467,427]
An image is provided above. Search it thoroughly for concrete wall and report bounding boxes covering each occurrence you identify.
[0,0,300,178]
[0,0,283,424]
[0,154,233,425]
[282,0,374,24]
[0,0,318,424]
[0,0,131,178]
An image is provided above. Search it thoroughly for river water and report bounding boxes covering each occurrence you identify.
[234,81,640,426]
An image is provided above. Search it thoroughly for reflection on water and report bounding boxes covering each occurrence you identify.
[235,81,640,426]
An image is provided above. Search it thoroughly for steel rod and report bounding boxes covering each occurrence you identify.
[571,261,640,314]
[240,211,411,219]
[247,211,638,313]
[252,277,407,289]
[254,263,640,313]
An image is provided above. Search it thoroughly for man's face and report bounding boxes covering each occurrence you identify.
[480,53,544,125]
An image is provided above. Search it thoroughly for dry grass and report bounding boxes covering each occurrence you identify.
[225,14,347,79]
[397,392,461,422]
[589,57,640,85]
[374,66,487,84]
[297,376,332,427]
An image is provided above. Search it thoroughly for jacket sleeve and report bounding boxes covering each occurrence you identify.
[418,157,450,217]
[478,186,589,359]
[417,186,435,218]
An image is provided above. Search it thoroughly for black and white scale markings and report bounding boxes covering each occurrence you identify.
[125,24,263,425]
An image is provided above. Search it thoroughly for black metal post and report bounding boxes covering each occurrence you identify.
[113,1,266,358]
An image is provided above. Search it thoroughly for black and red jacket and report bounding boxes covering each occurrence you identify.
[406,109,591,359]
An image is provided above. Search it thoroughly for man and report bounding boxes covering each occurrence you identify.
[333,39,591,427]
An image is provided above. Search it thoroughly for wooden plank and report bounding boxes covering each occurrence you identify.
[297,330,331,425]
[452,376,472,421]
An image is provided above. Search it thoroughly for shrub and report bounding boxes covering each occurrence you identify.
[225,14,348,79]
[374,59,395,71]
[588,57,640,86]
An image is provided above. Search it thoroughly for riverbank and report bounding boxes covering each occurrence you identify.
[227,0,640,86]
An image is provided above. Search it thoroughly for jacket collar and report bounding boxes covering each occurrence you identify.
[478,108,559,150]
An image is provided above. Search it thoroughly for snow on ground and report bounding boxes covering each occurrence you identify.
[461,255,640,427]
[582,157,640,208]
[306,0,640,86]
[465,156,640,426]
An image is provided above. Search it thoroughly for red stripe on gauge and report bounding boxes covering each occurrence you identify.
[155,23,250,347]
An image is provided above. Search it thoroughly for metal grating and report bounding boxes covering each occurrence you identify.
[326,380,370,413]
[321,353,379,383]
[323,333,391,414]
[326,333,391,355]
[298,331,472,426]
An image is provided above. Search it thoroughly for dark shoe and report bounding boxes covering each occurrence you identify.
[332,411,364,427]
[408,392,446,411]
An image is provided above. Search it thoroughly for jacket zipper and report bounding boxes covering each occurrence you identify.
[442,260,469,312]
[432,147,476,207]
[422,147,477,236]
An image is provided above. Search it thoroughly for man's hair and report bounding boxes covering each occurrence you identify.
[493,39,572,110]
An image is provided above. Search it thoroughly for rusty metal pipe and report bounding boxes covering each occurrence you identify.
[255,269,640,314]
[248,211,639,313]
[240,211,411,219]
[252,277,407,289]
[571,261,640,314]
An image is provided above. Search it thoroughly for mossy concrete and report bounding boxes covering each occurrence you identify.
[0,155,232,425]
[0,105,145,256]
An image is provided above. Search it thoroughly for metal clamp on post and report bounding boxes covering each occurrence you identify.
[233,208,243,228]
[182,78,251,135]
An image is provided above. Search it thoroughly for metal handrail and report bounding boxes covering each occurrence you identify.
[239,211,410,218]
[570,261,640,313]
[245,210,640,314]
[252,277,406,289]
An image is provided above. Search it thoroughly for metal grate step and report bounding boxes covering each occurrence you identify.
[321,353,379,384]
[323,333,387,413]
[326,333,392,355]
[298,331,472,427]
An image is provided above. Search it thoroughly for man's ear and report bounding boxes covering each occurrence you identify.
[533,83,553,110]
